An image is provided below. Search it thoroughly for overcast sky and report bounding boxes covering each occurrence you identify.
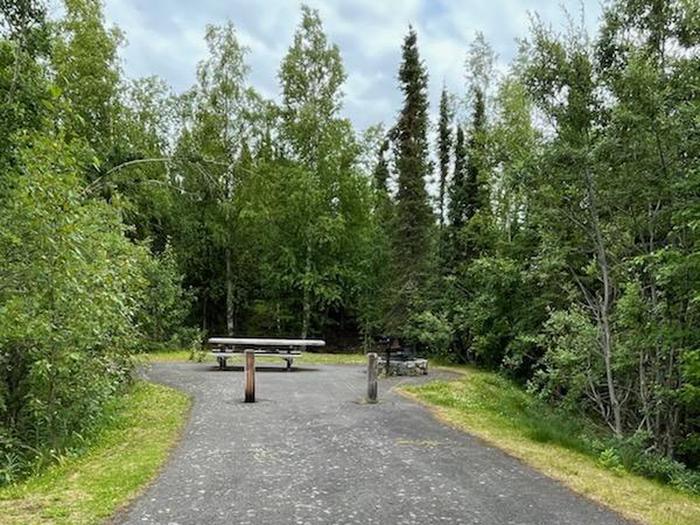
[101,0,604,131]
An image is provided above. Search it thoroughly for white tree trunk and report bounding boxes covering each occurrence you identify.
[226,247,234,336]
[585,167,622,436]
[301,242,312,345]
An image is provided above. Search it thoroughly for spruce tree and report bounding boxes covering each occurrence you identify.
[437,87,452,227]
[445,88,488,266]
[393,27,432,262]
[445,125,466,271]
[448,126,467,229]
[465,88,487,221]
[373,139,390,193]
[387,26,434,332]
[372,137,394,233]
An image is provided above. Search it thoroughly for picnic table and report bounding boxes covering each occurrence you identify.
[207,337,326,370]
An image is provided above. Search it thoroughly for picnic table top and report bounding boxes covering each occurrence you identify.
[207,337,326,348]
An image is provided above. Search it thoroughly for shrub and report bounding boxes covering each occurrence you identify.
[136,243,194,350]
[403,311,453,361]
[0,136,146,482]
[594,432,700,495]
[598,448,625,475]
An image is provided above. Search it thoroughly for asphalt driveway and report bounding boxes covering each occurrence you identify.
[115,362,632,525]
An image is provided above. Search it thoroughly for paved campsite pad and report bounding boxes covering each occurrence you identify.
[116,363,632,525]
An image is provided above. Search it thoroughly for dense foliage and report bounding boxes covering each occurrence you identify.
[0,0,191,482]
[0,0,697,491]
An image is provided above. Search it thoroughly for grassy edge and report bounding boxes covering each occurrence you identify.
[107,384,193,523]
[398,368,700,525]
[0,381,192,525]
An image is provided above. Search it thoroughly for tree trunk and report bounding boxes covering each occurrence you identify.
[202,295,208,333]
[585,167,622,436]
[275,302,281,335]
[600,309,622,435]
[226,248,234,336]
[639,349,652,434]
[301,242,312,344]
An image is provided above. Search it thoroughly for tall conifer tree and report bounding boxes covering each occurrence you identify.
[445,88,488,266]
[445,125,466,270]
[465,88,487,221]
[448,126,467,229]
[373,139,391,194]
[437,87,452,227]
[387,27,433,332]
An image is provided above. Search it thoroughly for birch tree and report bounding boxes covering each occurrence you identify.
[277,6,372,340]
[173,22,253,335]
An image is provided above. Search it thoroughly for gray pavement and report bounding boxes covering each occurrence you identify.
[115,362,633,525]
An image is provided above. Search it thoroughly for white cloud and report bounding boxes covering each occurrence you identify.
[103,0,604,130]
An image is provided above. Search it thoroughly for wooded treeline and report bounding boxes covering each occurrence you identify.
[0,0,698,489]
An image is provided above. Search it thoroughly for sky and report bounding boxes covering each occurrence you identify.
[100,0,605,131]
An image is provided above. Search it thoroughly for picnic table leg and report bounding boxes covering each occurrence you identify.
[285,357,292,371]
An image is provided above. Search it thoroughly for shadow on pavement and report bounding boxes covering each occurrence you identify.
[202,365,320,373]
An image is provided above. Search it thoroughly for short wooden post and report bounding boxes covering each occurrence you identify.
[367,352,378,404]
[245,350,255,403]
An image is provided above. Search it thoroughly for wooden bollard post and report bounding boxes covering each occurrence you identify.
[245,350,255,403]
[367,352,378,404]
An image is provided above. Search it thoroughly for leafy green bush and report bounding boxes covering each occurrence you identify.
[0,136,147,482]
[136,244,194,350]
[593,432,700,495]
[633,453,700,493]
[529,307,600,411]
[403,311,453,360]
[598,448,625,475]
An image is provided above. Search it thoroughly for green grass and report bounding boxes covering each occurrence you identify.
[0,381,191,525]
[141,348,207,363]
[402,366,700,525]
[143,348,367,365]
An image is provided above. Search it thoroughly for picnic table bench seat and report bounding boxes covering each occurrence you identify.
[207,337,325,370]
